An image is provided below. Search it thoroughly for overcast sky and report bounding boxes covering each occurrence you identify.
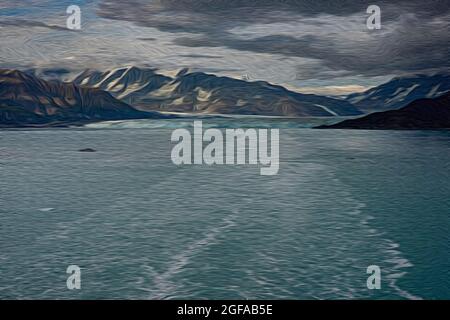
[1,0,449,95]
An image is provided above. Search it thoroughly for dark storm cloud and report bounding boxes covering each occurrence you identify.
[97,0,450,77]
[174,22,450,78]
[98,0,449,23]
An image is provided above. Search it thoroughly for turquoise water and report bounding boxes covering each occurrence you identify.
[0,119,449,299]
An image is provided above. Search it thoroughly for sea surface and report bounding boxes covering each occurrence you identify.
[0,118,449,299]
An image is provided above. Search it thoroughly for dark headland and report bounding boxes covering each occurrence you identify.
[317,91,450,130]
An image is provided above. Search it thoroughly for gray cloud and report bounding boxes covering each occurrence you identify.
[98,0,449,24]
[0,19,73,32]
[97,0,450,78]
[178,54,223,59]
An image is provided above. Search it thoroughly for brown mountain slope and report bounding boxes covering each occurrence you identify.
[0,69,166,127]
[73,66,362,117]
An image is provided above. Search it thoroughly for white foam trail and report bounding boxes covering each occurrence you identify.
[146,209,239,299]
[340,186,422,300]
[384,239,422,300]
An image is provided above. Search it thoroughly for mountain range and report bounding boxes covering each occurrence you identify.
[319,91,450,130]
[346,73,450,113]
[0,69,169,127]
[2,66,450,128]
[73,66,362,117]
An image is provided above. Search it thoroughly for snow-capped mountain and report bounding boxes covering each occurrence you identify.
[346,73,450,113]
[0,69,167,127]
[321,91,450,130]
[73,66,362,117]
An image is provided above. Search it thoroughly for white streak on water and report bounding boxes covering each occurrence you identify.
[145,209,239,300]
[342,186,423,300]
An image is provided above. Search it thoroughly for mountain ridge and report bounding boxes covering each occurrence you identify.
[318,91,450,130]
[346,73,450,113]
[73,66,362,117]
[0,69,170,127]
